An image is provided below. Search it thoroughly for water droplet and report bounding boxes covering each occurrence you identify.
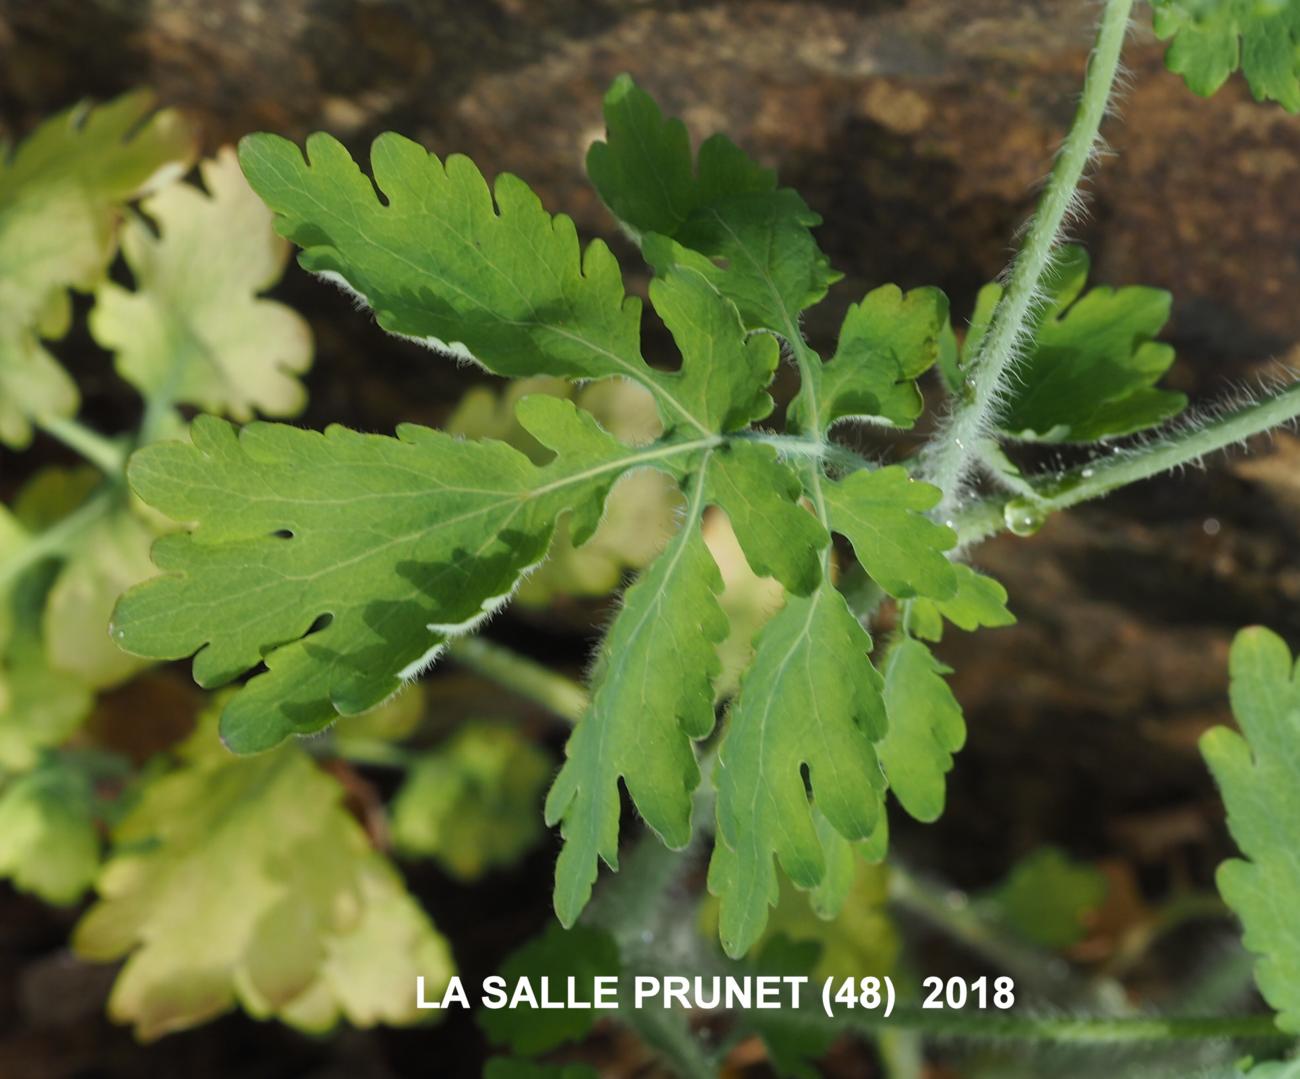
[641,930,654,944]
[1203,517,1222,537]
[1081,467,1095,479]
[1004,498,1047,537]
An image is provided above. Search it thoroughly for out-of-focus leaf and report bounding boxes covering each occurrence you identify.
[484,1061,600,1079]
[477,924,619,1055]
[391,722,551,881]
[0,758,100,904]
[90,148,313,420]
[976,847,1108,950]
[72,710,453,1040]
[0,91,195,446]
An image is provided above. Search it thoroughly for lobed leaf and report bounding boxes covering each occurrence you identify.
[588,75,839,332]
[546,469,729,926]
[908,563,1015,643]
[90,148,313,421]
[1152,0,1300,110]
[878,637,965,823]
[789,284,949,434]
[954,246,1185,442]
[1203,627,1300,1033]
[823,467,958,600]
[73,713,453,1040]
[112,399,674,752]
[0,91,195,447]
[238,131,772,437]
[708,582,888,958]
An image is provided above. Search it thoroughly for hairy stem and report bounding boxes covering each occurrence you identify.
[787,1007,1285,1046]
[952,379,1300,546]
[36,416,127,477]
[449,636,588,725]
[920,0,1135,513]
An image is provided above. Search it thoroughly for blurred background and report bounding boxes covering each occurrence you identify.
[2,0,1298,1075]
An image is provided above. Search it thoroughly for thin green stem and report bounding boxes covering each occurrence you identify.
[921,0,1135,513]
[734,429,875,475]
[0,486,116,590]
[36,416,127,477]
[951,380,1300,546]
[448,636,588,725]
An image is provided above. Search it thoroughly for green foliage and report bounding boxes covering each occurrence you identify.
[0,756,99,904]
[708,582,889,957]
[949,247,1185,442]
[0,91,194,447]
[484,1061,600,1079]
[478,924,619,1054]
[391,721,551,881]
[73,711,453,1040]
[976,847,1108,950]
[1152,0,1300,110]
[1203,627,1300,1033]
[587,74,839,332]
[907,564,1015,643]
[878,638,965,822]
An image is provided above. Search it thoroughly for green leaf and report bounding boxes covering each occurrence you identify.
[0,758,100,904]
[73,711,453,1040]
[789,284,949,433]
[588,75,839,332]
[238,131,772,438]
[545,470,727,926]
[391,722,551,881]
[90,148,313,421]
[0,559,94,771]
[112,400,687,752]
[478,924,619,1055]
[705,441,830,598]
[1203,626,1300,1033]
[446,376,684,605]
[708,581,888,958]
[976,847,1108,950]
[878,638,965,823]
[1152,0,1300,110]
[956,247,1185,442]
[0,91,195,447]
[823,467,958,601]
[908,564,1015,643]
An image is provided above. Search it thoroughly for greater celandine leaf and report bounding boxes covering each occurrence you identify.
[587,75,840,331]
[1203,627,1300,1033]
[1152,0,1300,110]
[112,399,681,752]
[955,246,1185,442]
[0,91,195,446]
[73,713,453,1040]
[708,582,889,958]
[239,131,775,438]
[90,148,313,420]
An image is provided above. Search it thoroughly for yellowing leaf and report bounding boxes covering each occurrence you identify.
[392,722,551,881]
[90,148,313,421]
[0,91,195,446]
[0,759,100,905]
[73,713,453,1040]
